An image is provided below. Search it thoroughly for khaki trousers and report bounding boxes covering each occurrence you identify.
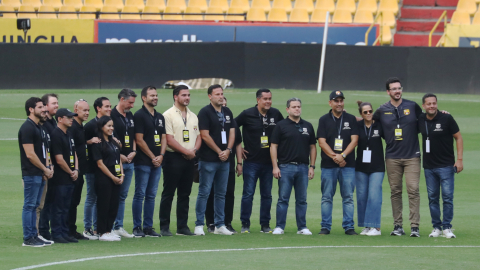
[385,157,421,228]
[36,180,48,231]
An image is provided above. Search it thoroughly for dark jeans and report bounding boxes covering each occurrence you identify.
[160,152,194,230]
[68,174,84,235]
[51,184,75,239]
[22,175,45,240]
[95,174,121,235]
[206,167,235,226]
[425,166,455,230]
[38,181,54,237]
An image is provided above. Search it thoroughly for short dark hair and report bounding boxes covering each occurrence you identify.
[25,97,42,116]
[118,88,137,101]
[41,93,58,106]
[141,85,156,98]
[94,97,109,114]
[173,85,189,101]
[286,97,301,108]
[386,77,401,90]
[422,93,437,104]
[356,100,373,115]
[256,89,271,99]
[208,84,223,95]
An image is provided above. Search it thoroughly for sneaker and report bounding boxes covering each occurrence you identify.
[52,237,70,244]
[176,227,195,236]
[207,224,215,233]
[22,237,45,247]
[390,225,405,236]
[109,231,121,239]
[35,236,52,246]
[72,232,89,240]
[272,228,284,235]
[83,229,99,240]
[297,228,313,235]
[64,235,79,243]
[345,229,358,235]
[160,229,173,236]
[360,227,371,235]
[260,225,273,234]
[132,227,145,238]
[241,226,250,234]
[443,228,456,239]
[318,228,330,235]
[38,235,55,244]
[225,225,237,234]
[99,233,116,242]
[214,226,234,235]
[194,226,205,236]
[39,233,53,241]
[143,227,161,237]
[113,227,134,238]
[410,227,420,237]
[429,228,442,238]
[366,228,381,236]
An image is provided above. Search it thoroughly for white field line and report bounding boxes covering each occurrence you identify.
[0,138,17,141]
[0,117,25,121]
[12,245,480,270]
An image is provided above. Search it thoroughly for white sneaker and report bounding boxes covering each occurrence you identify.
[194,226,205,236]
[443,229,456,238]
[214,226,234,235]
[297,228,312,235]
[366,228,381,236]
[110,231,121,239]
[272,228,284,235]
[38,235,54,244]
[429,228,442,238]
[99,233,116,242]
[113,228,133,238]
[83,229,99,240]
[360,227,371,235]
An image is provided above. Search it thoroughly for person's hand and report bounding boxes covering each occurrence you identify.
[454,159,463,173]
[71,170,78,181]
[308,167,315,180]
[43,168,53,179]
[42,175,47,182]
[112,176,122,185]
[113,137,122,147]
[152,155,164,167]
[120,154,129,164]
[218,150,229,162]
[333,154,344,164]
[339,160,347,167]
[118,176,124,185]
[22,179,24,187]
[90,137,102,144]
[236,164,243,176]
[273,167,281,179]
[127,152,136,163]
[241,148,249,160]
[183,149,196,160]
[440,110,450,115]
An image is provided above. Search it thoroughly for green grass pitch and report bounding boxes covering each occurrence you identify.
[0,89,479,269]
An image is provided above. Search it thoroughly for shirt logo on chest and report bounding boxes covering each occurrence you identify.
[372,130,380,137]
[225,115,231,123]
[130,119,134,127]
[302,128,309,135]
[434,123,443,131]
[343,122,351,130]
[269,118,276,125]
[404,109,410,115]
[71,139,75,147]
[158,119,163,127]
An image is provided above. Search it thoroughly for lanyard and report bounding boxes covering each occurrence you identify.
[425,120,432,139]
[181,109,188,130]
[394,107,401,128]
[108,141,119,164]
[144,106,159,134]
[121,115,130,135]
[331,113,343,139]
[259,112,268,136]
[364,123,372,148]
[217,108,225,130]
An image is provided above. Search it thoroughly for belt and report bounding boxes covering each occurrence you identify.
[279,162,307,165]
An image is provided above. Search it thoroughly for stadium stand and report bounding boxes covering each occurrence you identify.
[289,8,309,21]
[58,5,78,18]
[142,5,162,19]
[473,11,480,24]
[125,0,145,11]
[272,0,292,13]
[293,0,314,14]
[0,5,17,17]
[43,0,63,11]
[246,7,266,20]
[335,0,356,14]
[84,0,104,11]
[230,0,250,13]
[38,5,57,18]
[104,0,124,11]
[456,0,477,15]
[315,0,335,13]
[100,5,120,18]
[357,0,378,14]
[145,0,166,12]
[187,0,208,12]
[353,9,374,23]
[22,0,42,10]
[311,8,332,22]
[205,6,224,19]
[18,5,37,18]
[251,0,271,13]
[63,0,83,11]
[208,0,229,12]
[450,11,471,24]
[225,7,245,20]
[121,5,142,19]
[79,5,97,18]
[268,7,288,21]
[163,6,183,19]
[166,0,187,12]
[184,6,203,20]
[1,0,22,10]
[332,9,353,23]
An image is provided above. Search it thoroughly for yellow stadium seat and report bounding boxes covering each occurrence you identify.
[84,0,104,11]
[205,7,224,20]
[1,0,22,10]
[188,0,208,12]
[18,5,37,18]
[79,5,97,19]
[315,0,335,13]
[125,0,145,11]
[450,11,471,24]
[380,11,396,28]
[63,0,83,11]
[38,5,57,18]
[293,0,314,14]
[289,8,309,22]
[22,0,42,10]
[252,0,271,13]
[380,26,391,45]
[104,0,124,11]
[0,5,17,18]
[473,11,480,25]
[230,0,250,13]
[336,0,356,14]
[142,5,162,19]
[311,8,332,22]
[100,6,119,19]
[225,7,245,20]
[332,9,352,22]
[163,6,183,19]
[184,6,203,20]
[145,0,166,12]
[456,0,478,15]
[357,0,377,14]
[246,7,266,21]
[166,0,186,12]
[43,0,63,11]
[378,0,398,16]
[58,6,78,19]
[208,0,229,13]
[353,9,373,23]
[272,0,292,13]
[121,6,141,19]
[268,7,287,21]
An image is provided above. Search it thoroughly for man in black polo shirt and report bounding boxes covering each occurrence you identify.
[83,97,112,240]
[418,93,463,239]
[317,91,359,235]
[270,97,316,235]
[133,86,166,238]
[235,89,284,234]
[19,97,54,247]
[50,108,79,244]
[111,89,137,239]
[194,84,236,236]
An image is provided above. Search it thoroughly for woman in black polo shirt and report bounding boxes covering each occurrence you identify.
[92,116,124,241]
[355,101,385,236]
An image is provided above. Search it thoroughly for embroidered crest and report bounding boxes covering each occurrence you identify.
[302,128,309,135]
[226,116,230,121]
[158,119,163,127]
[404,109,410,115]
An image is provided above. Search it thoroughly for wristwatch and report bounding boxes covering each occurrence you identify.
[341,152,346,158]
[226,148,232,153]
[309,165,315,169]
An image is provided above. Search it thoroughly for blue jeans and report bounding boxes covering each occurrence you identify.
[22,175,45,240]
[133,165,162,229]
[321,167,355,231]
[425,166,455,230]
[355,171,384,228]
[83,173,97,231]
[240,162,273,227]
[51,184,74,239]
[275,163,309,231]
[114,162,134,230]
[195,161,229,228]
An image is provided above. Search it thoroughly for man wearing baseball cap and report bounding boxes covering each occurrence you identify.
[317,91,359,235]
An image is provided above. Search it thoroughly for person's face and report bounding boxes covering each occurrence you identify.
[46,97,59,116]
[422,97,438,115]
[144,89,158,107]
[223,99,227,107]
[40,107,48,123]
[175,89,190,107]
[98,100,112,116]
[387,82,403,101]
[361,105,373,121]
[59,116,74,128]
[329,97,344,114]
[286,101,302,118]
[31,102,44,119]
[209,88,224,107]
[120,97,135,112]
[257,92,272,111]
[102,120,114,136]
[75,101,90,121]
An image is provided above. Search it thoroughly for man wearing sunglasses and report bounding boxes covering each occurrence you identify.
[235,89,284,234]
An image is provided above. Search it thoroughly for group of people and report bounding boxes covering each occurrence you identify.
[19,77,463,248]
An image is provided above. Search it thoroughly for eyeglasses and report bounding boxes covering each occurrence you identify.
[363,110,373,115]
[389,87,403,91]
[295,124,303,133]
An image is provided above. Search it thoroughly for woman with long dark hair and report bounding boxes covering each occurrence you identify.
[91,116,124,241]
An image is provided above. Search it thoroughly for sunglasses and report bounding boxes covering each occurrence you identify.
[363,110,373,115]
[295,124,303,133]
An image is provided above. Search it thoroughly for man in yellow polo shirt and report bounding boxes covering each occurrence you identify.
[159,85,202,236]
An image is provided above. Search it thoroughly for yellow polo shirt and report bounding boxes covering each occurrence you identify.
[163,105,200,152]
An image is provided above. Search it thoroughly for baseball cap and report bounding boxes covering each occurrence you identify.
[329,90,345,100]
[55,108,77,120]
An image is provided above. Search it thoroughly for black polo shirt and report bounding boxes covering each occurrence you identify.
[43,117,57,134]
[91,140,122,177]
[418,111,459,170]
[355,120,385,173]
[134,105,166,166]
[197,103,235,162]
[111,106,135,157]
[235,105,284,164]
[317,110,359,168]
[50,127,76,186]
[18,118,46,177]
[373,99,422,159]
[229,121,243,171]
[69,119,87,174]
[40,124,51,163]
[270,117,316,165]
[84,117,99,174]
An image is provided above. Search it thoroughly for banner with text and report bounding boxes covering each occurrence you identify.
[445,25,480,47]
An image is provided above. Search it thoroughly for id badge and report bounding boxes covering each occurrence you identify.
[363,149,372,163]
[42,143,46,159]
[395,128,403,140]
[154,134,161,146]
[221,131,227,144]
[47,152,50,160]
[260,136,269,148]
[125,135,130,148]
[86,148,89,160]
[115,164,121,176]
[183,130,190,142]
[70,156,74,168]
[426,139,430,153]
[334,138,343,151]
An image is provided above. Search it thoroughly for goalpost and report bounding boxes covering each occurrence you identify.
[317,11,330,94]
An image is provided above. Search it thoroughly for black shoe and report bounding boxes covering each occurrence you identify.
[207,224,215,233]
[73,232,89,240]
[52,237,70,244]
[176,227,195,236]
[160,229,173,236]
[410,227,420,237]
[132,227,145,238]
[35,236,52,246]
[345,229,358,235]
[260,225,272,233]
[225,225,237,234]
[64,235,79,243]
[143,227,161,237]
[319,228,330,235]
[390,225,406,236]
[22,237,45,247]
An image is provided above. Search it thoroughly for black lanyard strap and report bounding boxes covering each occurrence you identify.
[331,113,343,138]
[364,123,372,148]
[108,141,119,164]
[394,107,401,128]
